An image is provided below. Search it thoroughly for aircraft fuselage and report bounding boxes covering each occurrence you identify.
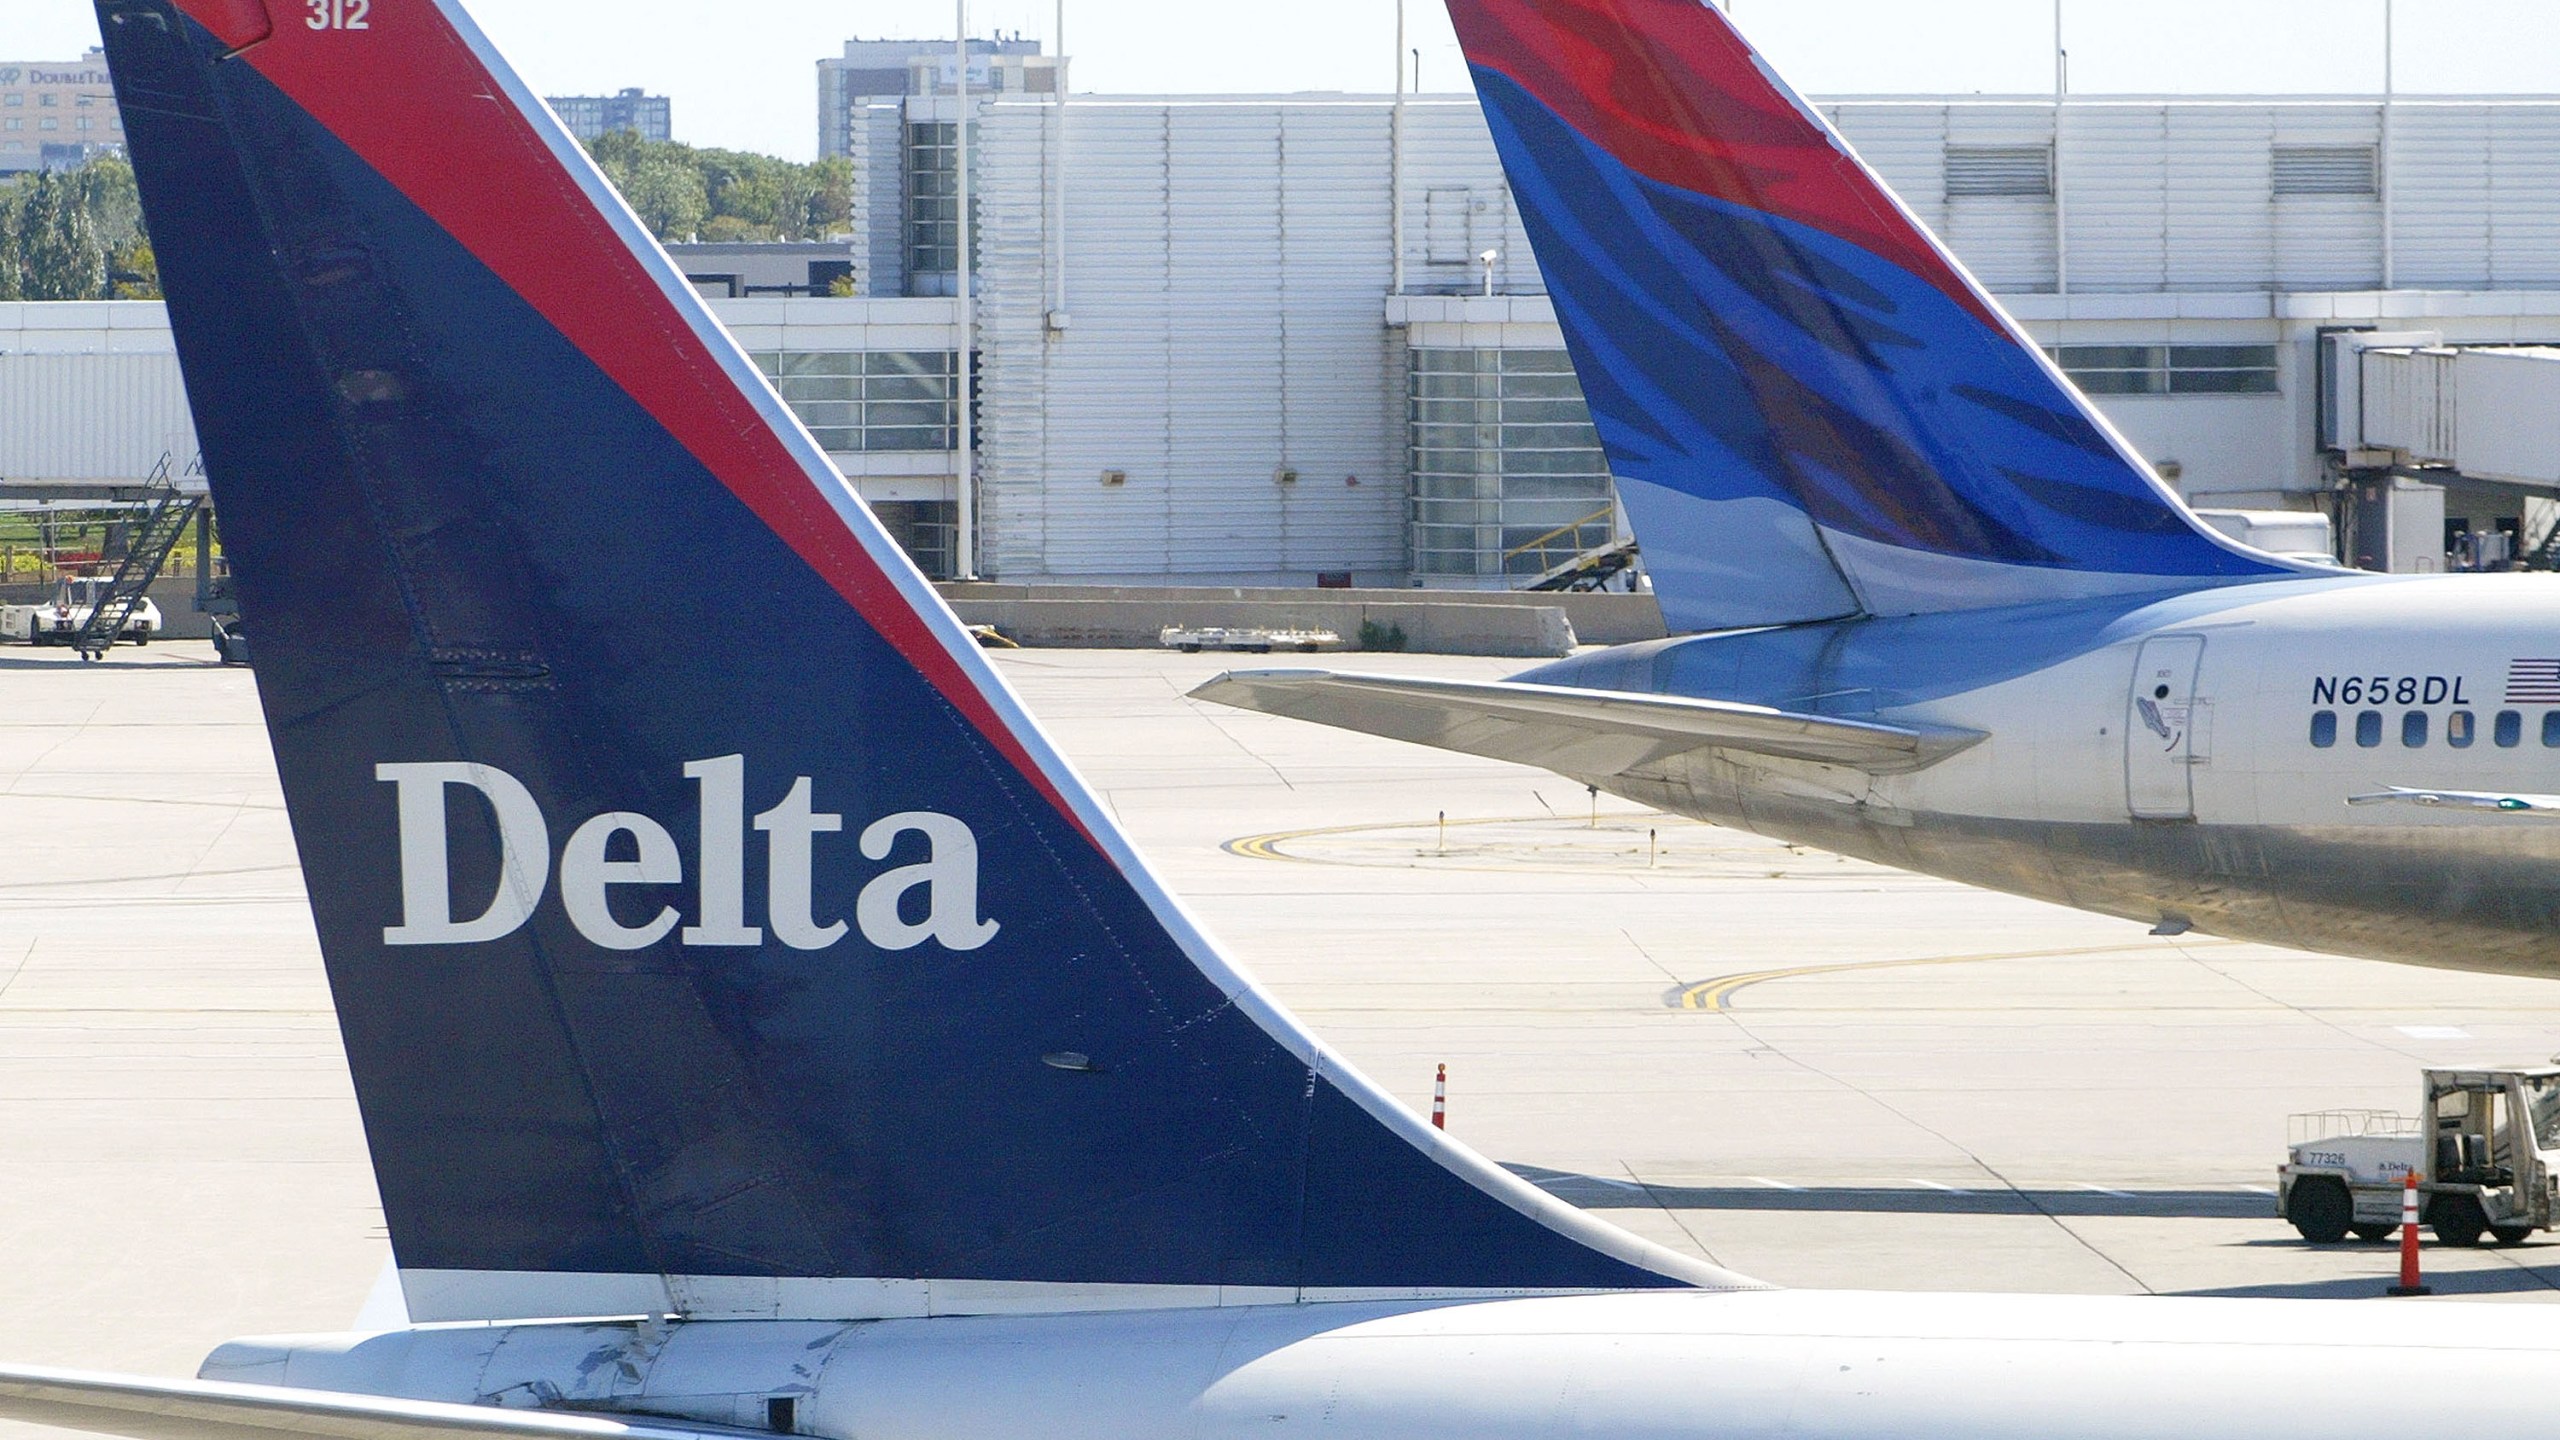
[1526,573,2560,973]
[196,1289,2560,1440]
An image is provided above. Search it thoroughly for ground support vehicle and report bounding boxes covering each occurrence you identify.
[0,577,160,648]
[2280,1066,2560,1245]
[1160,625,1336,654]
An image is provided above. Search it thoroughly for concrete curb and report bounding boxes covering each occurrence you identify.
[948,597,1580,658]
[940,584,1662,653]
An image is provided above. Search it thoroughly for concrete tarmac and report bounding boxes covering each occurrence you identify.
[3,642,2557,1421]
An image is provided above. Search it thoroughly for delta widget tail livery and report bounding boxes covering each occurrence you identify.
[1447,0,2309,630]
[90,0,1729,1323]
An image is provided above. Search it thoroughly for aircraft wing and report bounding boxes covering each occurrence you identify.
[1189,670,1984,777]
[0,1367,745,1440]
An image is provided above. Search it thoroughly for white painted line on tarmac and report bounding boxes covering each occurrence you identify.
[2235,1184,2274,1194]
[1745,1176,1804,1191]
[1909,1179,1971,1194]
[2073,1183,2134,1197]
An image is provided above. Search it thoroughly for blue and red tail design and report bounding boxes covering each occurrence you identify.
[99,0,1738,1322]
[1447,0,2309,631]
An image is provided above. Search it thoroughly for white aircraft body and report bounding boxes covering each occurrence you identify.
[1206,577,2560,973]
[5,3,2556,1440]
[14,1293,2560,1440]
[1194,1,2560,979]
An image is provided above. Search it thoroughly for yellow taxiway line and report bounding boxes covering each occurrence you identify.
[1674,940,2240,1012]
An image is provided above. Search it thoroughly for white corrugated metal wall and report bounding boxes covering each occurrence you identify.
[0,350,194,480]
[977,98,1514,580]
[859,102,907,301]
[2484,105,2560,288]
[1826,100,2560,297]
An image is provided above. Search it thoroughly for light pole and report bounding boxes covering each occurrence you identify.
[2053,0,2069,298]
[1391,0,1406,297]
[2382,0,2397,290]
[953,0,977,579]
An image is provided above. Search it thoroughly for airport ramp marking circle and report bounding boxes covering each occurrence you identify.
[1673,940,2243,1012]
[1222,813,1915,880]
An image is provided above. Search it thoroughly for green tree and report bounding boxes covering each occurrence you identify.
[698,214,766,244]
[16,170,106,301]
[107,237,159,300]
[0,186,23,303]
[581,132,854,244]
[802,157,856,240]
[73,155,145,255]
[590,130,710,241]
[0,156,152,300]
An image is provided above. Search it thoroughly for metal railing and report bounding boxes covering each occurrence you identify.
[2287,1109,2419,1146]
[1502,505,1618,579]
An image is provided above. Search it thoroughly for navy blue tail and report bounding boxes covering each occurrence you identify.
[99,0,1733,1321]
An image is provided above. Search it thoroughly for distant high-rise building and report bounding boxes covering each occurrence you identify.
[547,88,673,145]
[0,49,123,174]
[816,36,1056,160]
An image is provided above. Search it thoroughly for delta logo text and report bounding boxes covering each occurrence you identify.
[376,755,998,954]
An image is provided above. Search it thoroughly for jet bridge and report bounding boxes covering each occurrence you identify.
[2334,334,2560,488]
[2323,331,2560,570]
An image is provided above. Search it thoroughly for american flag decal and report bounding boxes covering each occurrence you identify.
[2507,660,2560,703]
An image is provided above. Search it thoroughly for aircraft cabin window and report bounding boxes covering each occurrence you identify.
[2309,711,2337,747]
[2448,710,2475,748]
[2545,712,2560,748]
[2356,710,2383,747]
[2497,710,2523,747]
[2402,711,2429,748]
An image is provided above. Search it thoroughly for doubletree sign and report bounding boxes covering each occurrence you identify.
[1,68,117,87]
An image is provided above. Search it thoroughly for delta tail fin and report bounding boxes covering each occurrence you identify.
[99,0,1742,1323]
[1446,0,2311,631]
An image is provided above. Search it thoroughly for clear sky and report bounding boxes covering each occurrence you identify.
[11,0,2560,160]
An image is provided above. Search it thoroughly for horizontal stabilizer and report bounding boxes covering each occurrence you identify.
[1190,670,1982,777]
[0,1367,740,1440]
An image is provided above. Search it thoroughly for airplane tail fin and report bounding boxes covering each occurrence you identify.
[100,0,1739,1323]
[1445,0,2309,631]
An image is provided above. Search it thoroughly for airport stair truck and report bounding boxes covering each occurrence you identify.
[70,475,202,660]
[1505,505,1642,593]
[2280,1067,2560,1245]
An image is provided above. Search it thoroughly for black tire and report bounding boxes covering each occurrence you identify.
[1178,643,1201,654]
[2350,1222,2399,1243]
[2287,1178,2353,1244]
[2430,1194,2491,1246]
[133,629,150,646]
[2492,1224,2534,1245]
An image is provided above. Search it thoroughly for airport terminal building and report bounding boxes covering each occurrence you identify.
[13,57,2560,583]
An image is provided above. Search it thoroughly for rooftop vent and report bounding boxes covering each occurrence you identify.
[1944,145,2053,198]
[2273,145,2378,197]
